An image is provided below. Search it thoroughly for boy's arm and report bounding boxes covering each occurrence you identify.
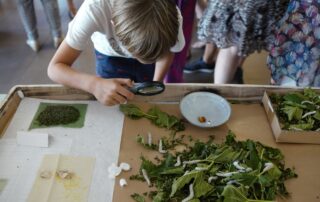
[48,41,134,106]
[153,52,175,81]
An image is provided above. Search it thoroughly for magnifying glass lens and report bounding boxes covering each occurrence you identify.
[138,86,163,94]
[129,82,165,96]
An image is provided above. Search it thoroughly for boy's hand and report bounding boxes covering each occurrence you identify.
[92,78,134,106]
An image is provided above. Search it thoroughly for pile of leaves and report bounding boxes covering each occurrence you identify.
[130,131,297,202]
[120,104,185,132]
[270,88,320,131]
[36,105,80,126]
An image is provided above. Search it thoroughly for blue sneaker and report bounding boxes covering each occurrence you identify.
[184,58,215,73]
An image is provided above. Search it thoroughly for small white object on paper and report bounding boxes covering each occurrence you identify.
[16,131,49,148]
[108,163,122,179]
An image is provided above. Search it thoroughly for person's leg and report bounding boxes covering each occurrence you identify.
[165,0,197,83]
[66,0,77,19]
[40,0,62,48]
[214,46,243,84]
[184,43,217,73]
[191,0,207,49]
[16,0,40,51]
[203,43,217,65]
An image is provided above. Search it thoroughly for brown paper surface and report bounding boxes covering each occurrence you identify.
[113,103,320,202]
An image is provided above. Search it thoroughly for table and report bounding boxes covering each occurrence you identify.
[0,94,6,104]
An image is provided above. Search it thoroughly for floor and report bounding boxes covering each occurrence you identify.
[0,0,270,94]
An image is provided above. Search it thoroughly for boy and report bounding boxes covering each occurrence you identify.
[48,0,185,106]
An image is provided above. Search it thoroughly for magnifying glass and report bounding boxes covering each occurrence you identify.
[129,81,165,96]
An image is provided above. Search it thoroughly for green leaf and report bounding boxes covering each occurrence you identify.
[314,111,320,121]
[131,193,145,202]
[222,185,248,202]
[160,167,184,175]
[259,144,283,161]
[246,141,261,170]
[170,170,201,197]
[214,146,240,163]
[193,174,214,198]
[259,175,272,188]
[226,131,237,145]
[304,88,318,100]
[120,104,147,119]
[222,185,275,202]
[152,192,165,202]
[289,122,314,130]
[140,156,159,177]
[263,165,282,182]
[282,106,303,121]
[232,171,259,186]
[188,199,201,202]
[147,106,185,131]
[283,93,304,104]
[208,166,219,175]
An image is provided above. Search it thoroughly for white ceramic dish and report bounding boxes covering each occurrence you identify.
[180,92,231,128]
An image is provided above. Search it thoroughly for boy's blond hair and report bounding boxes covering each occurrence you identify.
[112,0,179,63]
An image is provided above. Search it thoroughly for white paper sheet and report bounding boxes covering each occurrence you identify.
[16,131,49,147]
[0,98,124,202]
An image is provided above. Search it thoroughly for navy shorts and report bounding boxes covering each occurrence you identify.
[95,50,155,82]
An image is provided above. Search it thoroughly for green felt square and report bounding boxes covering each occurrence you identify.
[29,103,88,130]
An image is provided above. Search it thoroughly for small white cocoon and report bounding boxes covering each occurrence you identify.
[108,163,122,178]
[119,178,127,187]
[119,162,131,171]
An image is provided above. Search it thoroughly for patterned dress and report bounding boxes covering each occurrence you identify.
[198,0,289,56]
[267,0,320,87]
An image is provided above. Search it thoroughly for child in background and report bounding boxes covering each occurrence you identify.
[66,0,77,19]
[165,0,196,83]
[48,0,185,106]
[16,0,63,52]
[195,0,289,84]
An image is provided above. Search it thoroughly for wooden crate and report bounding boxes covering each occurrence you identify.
[262,90,320,144]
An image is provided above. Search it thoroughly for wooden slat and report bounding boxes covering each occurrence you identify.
[0,90,21,137]
[0,84,319,137]
[5,84,320,102]
[132,84,317,102]
[14,85,95,100]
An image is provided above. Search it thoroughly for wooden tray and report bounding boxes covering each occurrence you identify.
[1,84,320,202]
[262,91,320,144]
